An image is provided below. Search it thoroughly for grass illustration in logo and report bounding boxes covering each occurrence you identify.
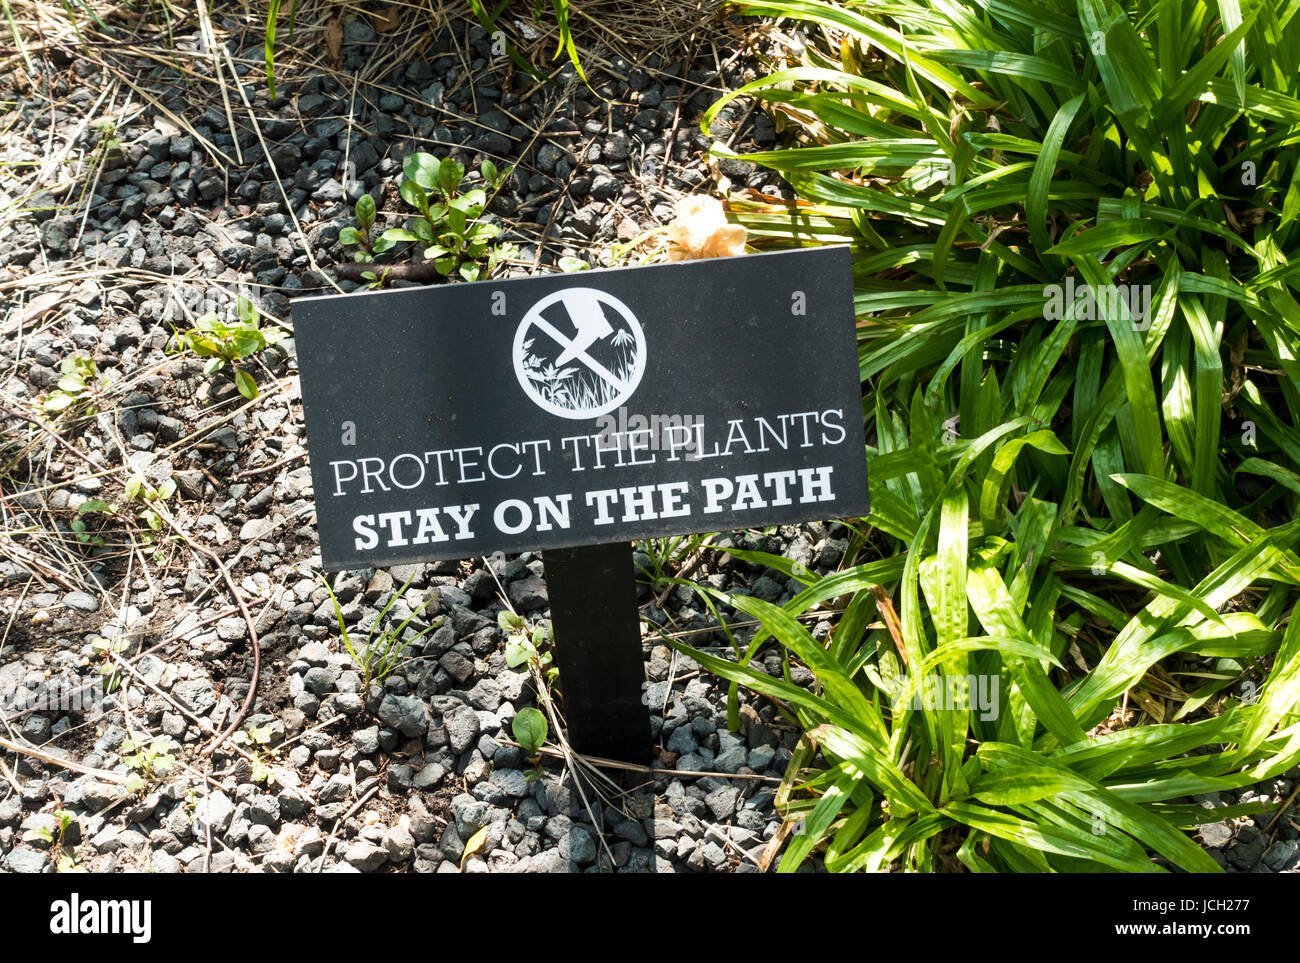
[516,288,643,415]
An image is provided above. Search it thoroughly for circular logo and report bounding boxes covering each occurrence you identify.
[512,287,646,418]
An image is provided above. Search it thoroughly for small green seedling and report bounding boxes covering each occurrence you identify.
[339,192,380,260]
[70,483,173,564]
[121,736,177,793]
[89,632,131,695]
[499,610,556,682]
[341,155,517,282]
[320,569,445,690]
[124,474,176,535]
[250,754,274,785]
[230,727,279,786]
[24,808,73,847]
[24,808,83,872]
[170,295,284,399]
[237,723,278,747]
[70,498,112,548]
[557,255,592,272]
[499,610,557,779]
[38,355,111,420]
[511,706,549,781]
[93,120,122,158]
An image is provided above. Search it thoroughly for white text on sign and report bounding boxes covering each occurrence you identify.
[349,466,837,550]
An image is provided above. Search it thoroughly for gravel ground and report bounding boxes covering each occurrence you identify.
[0,9,815,875]
[0,9,1297,874]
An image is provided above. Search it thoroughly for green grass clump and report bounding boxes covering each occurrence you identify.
[320,569,444,691]
[669,0,1300,872]
[468,0,589,84]
[262,1,589,97]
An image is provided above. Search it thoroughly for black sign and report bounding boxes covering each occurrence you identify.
[293,247,868,570]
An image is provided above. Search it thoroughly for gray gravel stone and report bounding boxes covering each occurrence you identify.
[377,693,431,737]
[409,797,440,843]
[150,851,182,873]
[537,143,565,172]
[173,678,217,715]
[443,703,481,753]
[192,790,235,836]
[699,841,727,867]
[40,219,72,253]
[705,787,739,821]
[507,574,548,610]
[353,725,380,755]
[714,746,749,774]
[1227,825,1267,869]
[560,825,598,865]
[748,745,776,771]
[1200,821,1233,848]
[214,616,245,642]
[298,641,330,667]
[62,591,99,612]
[4,846,48,873]
[294,826,326,858]
[250,795,280,827]
[451,796,491,840]
[412,763,445,790]
[342,16,377,43]
[439,651,475,684]
[343,840,388,872]
[0,797,19,829]
[384,824,415,862]
[489,767,530,799]
[319,774,351,803]
[239,518,273,541]
[606,131,631,160]
[614,819,649,847]
[19,714,52,743]
[466,678,502,712]
[1264,838,1298,871]
[90,825,123,853]
[666,726,698,755]
[334,692,364,715]
[303,665,341,695]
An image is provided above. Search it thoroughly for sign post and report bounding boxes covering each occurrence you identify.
[543,541,649,762]
[292,246,867,763]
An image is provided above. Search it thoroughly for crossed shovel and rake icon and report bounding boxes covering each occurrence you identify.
[517,288,644,406]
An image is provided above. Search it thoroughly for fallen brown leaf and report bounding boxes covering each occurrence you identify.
[325,20,343,68]
[370,5,403,32]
